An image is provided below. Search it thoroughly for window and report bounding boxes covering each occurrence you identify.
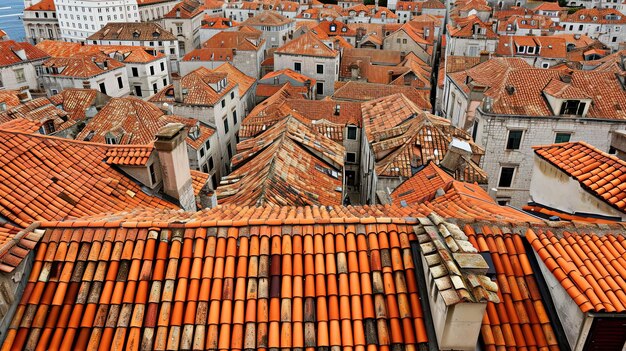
[117,76,124,89]
[230,91,234,99]
[211,173,218,189]
[506,130,523,150]
[560,100,586,116]
[149,163,157,185]
[223,118,229,133]
[471,120,479,141]
[347,126,357,140]
[199,147,205,158]
[227,142,233,159]
[496,198,510,206]
[541,62,550,69]
[150,66,155,75]
[131,67,138,77]
[346,152,357,163]
[134,85,142,96]
[163,78,167,86]
[14,69,26,83]
[294,62,301,72]
[316,82,324,95]
[153,83,158,94]
[402,38,407,44]
[555,132,572,143]
[160,62,165,71]
[221,99,226,108]
[208,156,214,170]
[317,64,324,74]
[205,139,211,151]
[232,110,237,125]
[99,82,107,95]
[498,167,515,188]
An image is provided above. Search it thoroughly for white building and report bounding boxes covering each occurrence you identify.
[136,0,179,21]
[446,15,499,56]
[0,41,50,91]
[41,53,130,97]
[558,9,626,51]
[162,0,205,56]
[53,0,140,42]
[23,0,62,44]
[241,11,295,49]
[274,32,339,97]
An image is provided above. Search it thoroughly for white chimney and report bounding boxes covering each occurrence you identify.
[172,73,184,103]
[154,123,197,211]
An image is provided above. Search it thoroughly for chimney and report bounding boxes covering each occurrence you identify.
[154,123,197,211]
[82,80,91,89]
[172,73,183,103]
[440,138,472,178]
[418,213,498,351]
[479,50,489,62]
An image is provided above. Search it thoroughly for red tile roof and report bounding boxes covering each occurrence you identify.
[466,225,560,351]
[213,62,256,98]
[201,16,240,29]
[150,67,236,106]
[333,81,431,110]
[75,97,214,148]
[564,8,626,24]
[87,22,176,42]
[24,0,55,11]
[242,10,294,26]
[202,31,264,51]
[1,207,432,350]
[0,41,50,68]
[0,223,42,273]
[533,141,626,213]
[448,15,498,39]
[0,90,22,108]
[275,32,338,58]
[0,130,176,228]
[0,117,41,133]
[183,48,235,62]
[43,53,125,78]
[164,0,204,19]
[37,40,165,64]
[218,116,345,206]
[527,228,626,312]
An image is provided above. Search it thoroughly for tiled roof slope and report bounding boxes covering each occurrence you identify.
[87,22,176,42]
[24,0,55,11]
[527,229,626,313]
[164,0,203,19]
[0,41,50,67]
[332,81,431,111]
[37,40,165,64]
[2,210,433,350]
[533,141,626,213]
[218,117,345,206]
[0,90,23,108]
[450,58,626,118]
[242,10,293,26]
[275,32,338,58]
[43,53,125,78]
[466,225,560,351]
[213,63,256,97]
[76,97,214,148]
[0,130,176,228]
[392,163,537,223]
[150,67,236,106]
[202,30,264,51]
[0,223,44,273]
[362,94,487,183]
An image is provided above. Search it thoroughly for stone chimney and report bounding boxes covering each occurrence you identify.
[440,138,472,178]
[154,123,197,211]
[172,73,184,103]
[479,50,489,63]
[417,213,498,351]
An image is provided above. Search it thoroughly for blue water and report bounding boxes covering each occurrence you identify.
[0,0,26,41]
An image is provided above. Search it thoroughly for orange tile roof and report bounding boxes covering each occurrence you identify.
[333,81,431,110]
[43,53,125,78]
[0,130,177,229]
[104,145,154,166]
[522,204,621,224]
[37,40,165,64]
[164,0,204,19]
[0,223,44,273]
[202,16,240,29]
[275,32,338,58]
[0,90,22,108]
[261,68,316,85]
[202,31,264,51]
[533,1,564,11]
[533,141,626,213]
[24,0,55,11]
[0,117,41,133]
[219,116,345,206]
[213,62,256,97]
[448,15,498,39]
[362,94,486,182]
[150,67,236,106]
[183,48,235,62]
[312,20,357,37]
[190,169,210,195]
[75,97,214,148]
[0,41,49,68]
[527,228,626,312]
[1,206,433,351]
[391,161,456,204]
[88,22,176,42]
[564,8,626,24]
[242,10,294,26]
[466,225,560,350]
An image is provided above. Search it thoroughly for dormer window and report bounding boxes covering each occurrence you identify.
[330,24,337,32]
[341,27,347,32]
[579,15,585,20]
[527,46,535,54]
[560,100,586,116]
[105,134,119,144]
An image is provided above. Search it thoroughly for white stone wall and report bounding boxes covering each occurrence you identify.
[54,0,140,42]
[42,66,130,97]
[529,156,626,220]
[22,10,61,43]
[273,52,339,96]
[474,111,626,208]
[384,31,431,63]
[138,0,178,22]
[557,21,626,51]
[89,39,180,73]
[127,58,169,99]
[0,61,41,91]
[163,13,204,56]
[445,36,498,56]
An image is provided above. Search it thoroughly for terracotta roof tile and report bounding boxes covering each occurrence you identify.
[447,15,498,39]
[0,90,23,109]
[37,40,165,64]
[43,53,125,78]
[0,41,49,68]
[275,32,338,58]
[164,0,204,19]
[533,141,626,213]
[0,223,44,273]
[201,16,240,29]
[87,22,176,42]
[0,130,176,229]
[24,0,55,11]
[2,208,431,350]
[527,228,626,312]
[332,81,431,110]
[218,116,345,206]
[213,62,256,98]
[465,225,560,350]
[150,66,236,106]
[242,10,294,26]
[564,8,626,24]
[202,31,264,51]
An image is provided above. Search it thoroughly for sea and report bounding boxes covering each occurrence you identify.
[0,0,26,41]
